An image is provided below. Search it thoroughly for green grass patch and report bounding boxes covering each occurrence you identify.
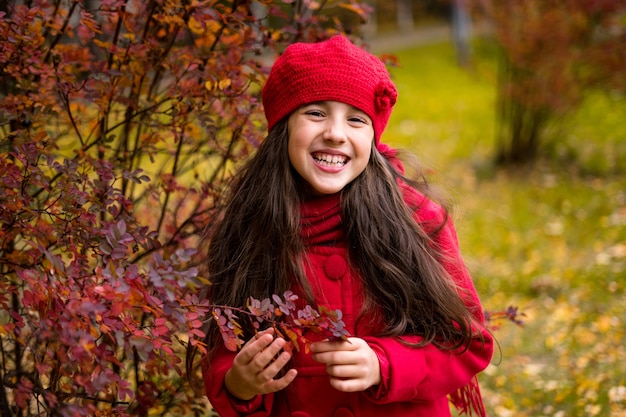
[384,40,626,416]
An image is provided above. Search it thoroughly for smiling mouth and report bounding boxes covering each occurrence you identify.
[312,152,348,167]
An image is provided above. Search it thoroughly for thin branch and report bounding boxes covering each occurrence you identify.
[58,87,85,147]
[43,1,79,64]
[156,128,185,237]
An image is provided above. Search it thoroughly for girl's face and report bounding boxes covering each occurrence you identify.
[287,101,374,196]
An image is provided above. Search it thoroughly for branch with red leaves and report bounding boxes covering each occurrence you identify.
[210,293,525,355]
[211,291,350,354]
[484,306,526,331]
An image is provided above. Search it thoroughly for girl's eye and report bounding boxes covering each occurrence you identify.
[305,110,324,117]
[348,116,367,124]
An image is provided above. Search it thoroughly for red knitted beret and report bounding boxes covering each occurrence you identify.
[261,35,398,144]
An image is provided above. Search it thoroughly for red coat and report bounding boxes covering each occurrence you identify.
[203,188,494,417]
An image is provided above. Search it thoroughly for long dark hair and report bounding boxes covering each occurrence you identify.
[343,149,479,346]
[189,117,483,373]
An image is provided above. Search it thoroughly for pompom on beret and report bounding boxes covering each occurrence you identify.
[261,35,398,144]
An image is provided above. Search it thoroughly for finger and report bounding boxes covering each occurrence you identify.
[251,349,297,395]
[253,337,290,368]
[235,332,275,365]
[309,340,340,354]
[261,348,293,378]
[273,368,298,389]
[311,350,334,365]
[310,338,356,353]
[325,363,367,379]
[260,368,298,394]
[247,328,276,347]
[312,348,354,366]
[329,376,369,393]
[256,327,276,338]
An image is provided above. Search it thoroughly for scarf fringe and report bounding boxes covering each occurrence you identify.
[449,376,487,417]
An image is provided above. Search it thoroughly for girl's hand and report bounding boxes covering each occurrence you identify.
[224,328,297,400]
[310,337,381,392]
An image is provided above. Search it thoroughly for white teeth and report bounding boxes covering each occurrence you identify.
[313,153,347,166]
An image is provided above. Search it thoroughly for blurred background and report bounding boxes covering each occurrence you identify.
[0,1,624,416]
[362,1,626,415]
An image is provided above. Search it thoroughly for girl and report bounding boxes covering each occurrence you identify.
[198,35,494,417]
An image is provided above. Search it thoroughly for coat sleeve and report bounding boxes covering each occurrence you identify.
[202,345,274,416]
[362,193,494,404]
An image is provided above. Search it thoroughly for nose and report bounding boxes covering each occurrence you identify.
[322,118,347,143]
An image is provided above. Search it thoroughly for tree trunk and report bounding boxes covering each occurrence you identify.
[495,53,550,165]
